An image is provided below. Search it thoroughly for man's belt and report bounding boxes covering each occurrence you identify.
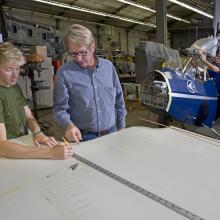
[80,126,115,136]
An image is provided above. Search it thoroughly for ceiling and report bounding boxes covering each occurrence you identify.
[0,0,214,32]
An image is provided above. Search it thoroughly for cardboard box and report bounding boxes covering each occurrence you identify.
[30,46,47,59]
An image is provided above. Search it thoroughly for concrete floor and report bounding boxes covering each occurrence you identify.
[38,108,220,141]
[38,108,157,141]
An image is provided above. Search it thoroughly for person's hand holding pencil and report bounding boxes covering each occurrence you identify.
[61,136,74,159]
[46,137,74,160]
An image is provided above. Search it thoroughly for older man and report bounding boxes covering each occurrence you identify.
[53,24,127,142]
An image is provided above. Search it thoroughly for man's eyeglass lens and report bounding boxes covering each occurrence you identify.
[68,51,87,57]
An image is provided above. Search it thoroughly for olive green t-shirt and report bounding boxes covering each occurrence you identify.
[0,84,28,139]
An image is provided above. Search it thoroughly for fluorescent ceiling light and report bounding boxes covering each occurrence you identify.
[117,0,155,12]
[117,0,190,23]
[167,14,190,23]
[169,0,213,19]
[33,0,156,27]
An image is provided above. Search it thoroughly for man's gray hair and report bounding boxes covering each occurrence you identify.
[64,24,95,48]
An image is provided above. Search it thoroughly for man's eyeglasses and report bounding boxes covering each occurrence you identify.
[67,51,88,57]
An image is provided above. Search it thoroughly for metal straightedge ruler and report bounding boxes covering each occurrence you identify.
[73,154,205,220]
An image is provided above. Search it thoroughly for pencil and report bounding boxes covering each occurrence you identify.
[62,136,69,145]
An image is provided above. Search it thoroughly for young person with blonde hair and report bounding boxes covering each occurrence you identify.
[0,42,73,159]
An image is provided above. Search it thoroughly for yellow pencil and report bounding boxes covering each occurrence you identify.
[62,136,69,145]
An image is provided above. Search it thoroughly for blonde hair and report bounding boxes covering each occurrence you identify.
[64,24,95,48]
[0,42,25,66]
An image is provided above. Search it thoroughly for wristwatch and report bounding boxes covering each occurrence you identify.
[33,130,43,137]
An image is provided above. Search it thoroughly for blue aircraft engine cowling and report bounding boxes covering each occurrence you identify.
[141,68,218,128]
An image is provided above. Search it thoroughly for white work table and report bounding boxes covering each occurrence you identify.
[1,126,220,220]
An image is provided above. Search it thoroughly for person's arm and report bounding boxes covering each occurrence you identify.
[0,123,73,159]
[113,66,127,130]
[199,50,220,72]
[24,106,57,147]
[53,69,82,143]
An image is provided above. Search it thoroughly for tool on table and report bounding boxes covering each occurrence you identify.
[73,153,205,220]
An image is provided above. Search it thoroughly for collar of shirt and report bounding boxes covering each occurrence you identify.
[74,54,100,71]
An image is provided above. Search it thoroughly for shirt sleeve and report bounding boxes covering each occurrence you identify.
[113,64,127,129]
[53,69,73,129]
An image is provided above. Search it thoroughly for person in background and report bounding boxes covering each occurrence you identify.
[199,49,220,92]
[200,49,220,118]
[0,42,73,159]
[53,24,127,142]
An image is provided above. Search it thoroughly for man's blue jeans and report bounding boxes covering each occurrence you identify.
[80,126,117,141]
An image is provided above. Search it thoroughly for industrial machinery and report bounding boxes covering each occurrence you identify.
[20,54,49,120]
[139,38,219,131]
[2,9,64,59]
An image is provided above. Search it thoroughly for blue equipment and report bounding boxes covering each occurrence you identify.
[141,68,218,128]
[138,38,219,129]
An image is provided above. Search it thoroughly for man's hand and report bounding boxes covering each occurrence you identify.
[34,132,57,147]
[51,143,74,160]
[65,124,82,144]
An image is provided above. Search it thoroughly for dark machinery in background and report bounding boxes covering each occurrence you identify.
[136,37,220,136]
[2,9,64,59]
[20,54,53,135]
[20,54,49,120]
